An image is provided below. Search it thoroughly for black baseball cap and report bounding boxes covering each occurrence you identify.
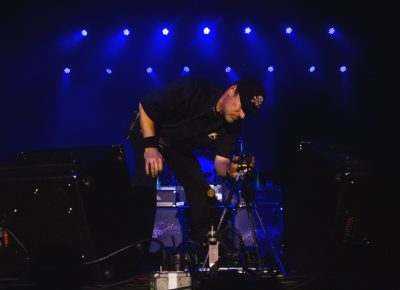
[236,78,266,115]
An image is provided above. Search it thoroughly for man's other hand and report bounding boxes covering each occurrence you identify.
[144,147,163,177]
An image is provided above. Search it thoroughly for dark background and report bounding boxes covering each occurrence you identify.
[1,0,395,174]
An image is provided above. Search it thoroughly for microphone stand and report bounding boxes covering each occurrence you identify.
[126,110,139,140]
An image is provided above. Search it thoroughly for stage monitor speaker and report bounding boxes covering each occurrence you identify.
[0,145,152,285]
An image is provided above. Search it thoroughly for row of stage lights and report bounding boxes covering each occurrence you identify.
[70,26,342,76]
[68,28,343,75]
[80,26,337,37]
[63,65,348,75]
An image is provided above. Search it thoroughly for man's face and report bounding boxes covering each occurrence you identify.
[222,92,246,123]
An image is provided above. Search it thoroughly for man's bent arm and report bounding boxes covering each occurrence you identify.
[139,103,156,137]
[214,155,232,177]
[214,154,241,180]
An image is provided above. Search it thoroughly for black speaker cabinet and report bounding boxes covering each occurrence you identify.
[0,145,151,285]
[281,140,380,276]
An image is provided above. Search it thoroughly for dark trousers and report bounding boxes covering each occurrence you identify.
[129,119,216,244]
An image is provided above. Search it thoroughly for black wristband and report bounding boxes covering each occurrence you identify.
[143,136,159,148]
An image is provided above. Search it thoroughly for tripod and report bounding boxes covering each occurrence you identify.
[201,168,287,276]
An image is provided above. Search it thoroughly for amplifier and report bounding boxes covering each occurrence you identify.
[156,186,185,207]
[0,145,150,285]
[156,183,228,206]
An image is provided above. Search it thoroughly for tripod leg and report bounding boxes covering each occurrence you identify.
[244,200,264,269]
[253,206,287,276]
[242,178,264,269]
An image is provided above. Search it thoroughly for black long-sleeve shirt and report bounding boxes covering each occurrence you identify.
[140,77,241,159]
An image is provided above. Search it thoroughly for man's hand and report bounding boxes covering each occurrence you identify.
[144,147,163,177]
[214,154,256,180]
[230,154,256,177]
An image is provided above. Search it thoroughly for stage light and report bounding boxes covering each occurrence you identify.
[328,27,336,35]
[339,65,347,72]
[123,29,130,36]
[64,67,71,74]
[309,66,316,72]
[285,27,293,34]
[203,27,210,35]
[106,68,112,74]
[146,67,153,74]
[244,27,252,34]
[267,66,274,72]
[162,28,169,35]
[180,66,190,76]
[225,66,231,73]
[81,30,88,36]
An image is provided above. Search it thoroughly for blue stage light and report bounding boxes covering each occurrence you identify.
[309,66,316,72]
[267,66,274,72]
[183,66,190,72]
[328,27,336,35]
[244,27,252,34]
[147,67,153,74]
[81,30,88,36]
[162,28,169,35]
[106,68,112,74]
[64,67,71,74]
[225,66,231,73]
[123,29,130,36]
[203,27,210,35]
[285,27,293,34]
[339,65,347,72]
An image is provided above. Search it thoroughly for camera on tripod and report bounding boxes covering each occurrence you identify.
[234,152,254,174]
